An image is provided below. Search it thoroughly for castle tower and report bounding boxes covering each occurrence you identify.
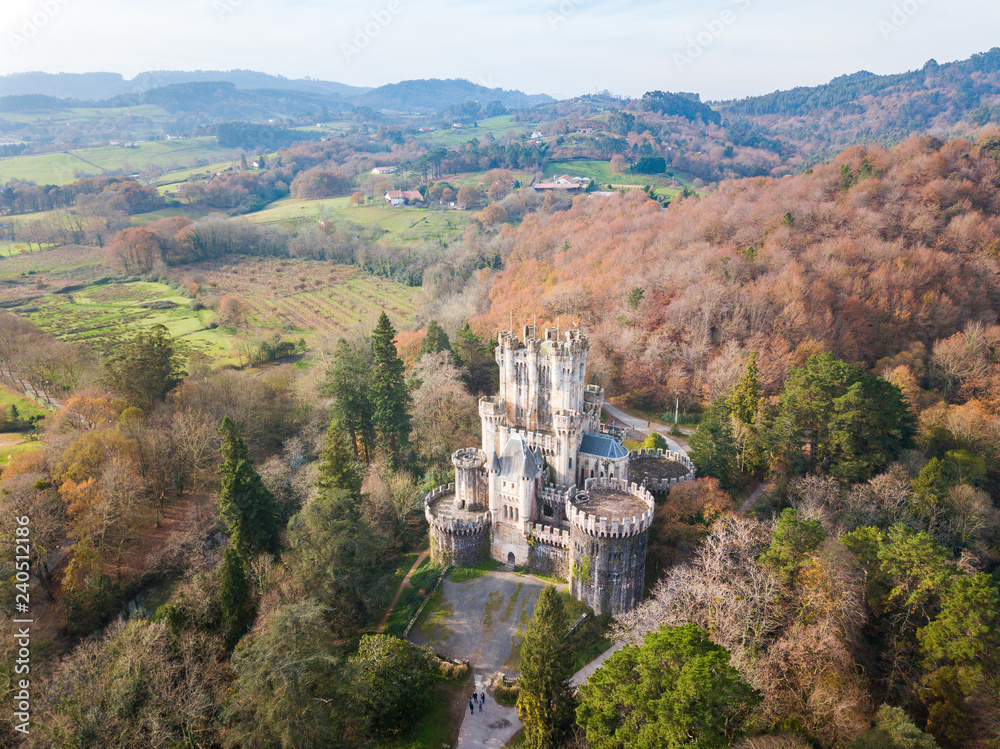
[452,448,487,510]
[485,325,599,488]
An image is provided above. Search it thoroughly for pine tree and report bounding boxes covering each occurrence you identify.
[516,587,575,749]
[317,418,362,498]
[418,320,451,359]
[370,312,411,458]
[218,543,254,650]
[218,416,282,559]
[730,351,762,424]
[323,337,375,463]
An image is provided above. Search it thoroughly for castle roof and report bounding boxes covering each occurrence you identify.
[579,432,629,460]
[498,434,543,479]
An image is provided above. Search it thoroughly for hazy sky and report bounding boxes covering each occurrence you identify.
[2,0,999,100]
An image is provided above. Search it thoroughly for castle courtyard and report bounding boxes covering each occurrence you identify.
[409,570,551,676]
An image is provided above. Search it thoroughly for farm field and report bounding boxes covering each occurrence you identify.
[4,255,424,366]
[546,159,693,191]
[0,104,172,126]
[182,257,425,338]
[0,244,106,281]
[248,196,468,244]
[413,114,537,146]
[0,137,235,186]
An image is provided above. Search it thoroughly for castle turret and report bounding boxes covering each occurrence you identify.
[453,448,487,510]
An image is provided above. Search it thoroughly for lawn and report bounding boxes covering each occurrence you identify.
[382,559,443,638]
[0,435,42,467]
[449,558,504,583]
[0,383,53,422]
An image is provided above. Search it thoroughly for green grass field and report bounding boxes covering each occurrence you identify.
[547,159,693,192]
[0,137,235,186]
[0,383,52,421]
[17,280,232,361]
[0,244,106,280]
[7,258,424,366]
[413,114,537,147]
[248,196,468,244]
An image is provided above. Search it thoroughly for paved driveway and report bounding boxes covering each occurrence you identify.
[409,570,546,675]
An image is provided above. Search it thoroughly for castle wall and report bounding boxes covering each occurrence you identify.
[491,519,531,567]
[529,542,570,579]
[431,522,490,567]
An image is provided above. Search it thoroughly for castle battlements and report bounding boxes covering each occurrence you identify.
[629,448,697,491]
[566,479,655,538]
[424,483,492,536]
[453,447,486,470]
[528,522,571,548]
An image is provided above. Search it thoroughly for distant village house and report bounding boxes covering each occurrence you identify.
[371,166,398,175]
[384,189,424,207]
[533,174,591,192]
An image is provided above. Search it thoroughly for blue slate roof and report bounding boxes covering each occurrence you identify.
[579,432,629,460]
[498,434,543,479]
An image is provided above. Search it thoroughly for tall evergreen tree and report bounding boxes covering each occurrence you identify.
[452,322,499,395]
[370,312,411,458]
[103,323,185,412]
[418,319,451,359]
[730,351,761,424]
[218,544,254,651]
[316,418,362,498]
[218,416,282,559]
[323,337,376,463]
[689,399,739,490]
[517,587,575,749]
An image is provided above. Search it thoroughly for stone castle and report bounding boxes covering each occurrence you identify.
[425,325,692,615]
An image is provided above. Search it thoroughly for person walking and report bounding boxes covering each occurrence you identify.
[468,697,475,715]
[478,691,484,711]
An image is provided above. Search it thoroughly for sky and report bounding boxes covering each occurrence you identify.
[2,0,999,101]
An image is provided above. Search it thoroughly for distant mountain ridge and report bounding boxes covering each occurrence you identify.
[0,70,371,100]
[0,71,553,115]
[359,78,553,112]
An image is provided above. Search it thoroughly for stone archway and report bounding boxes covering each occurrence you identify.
[507,551,515,565]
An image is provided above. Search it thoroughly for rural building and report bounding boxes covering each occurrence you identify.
[384,189,424,207]
[424,326,694,614]
[533,174,591,192]
[371,166,397,174]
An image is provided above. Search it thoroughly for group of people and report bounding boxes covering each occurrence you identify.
[468,689,486,714]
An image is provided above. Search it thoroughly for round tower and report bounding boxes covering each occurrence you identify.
[566,479,655,615]
[452,448,487,510]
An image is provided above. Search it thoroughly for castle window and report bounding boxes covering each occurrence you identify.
[568,458,572,469]
[514,508,519,521]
